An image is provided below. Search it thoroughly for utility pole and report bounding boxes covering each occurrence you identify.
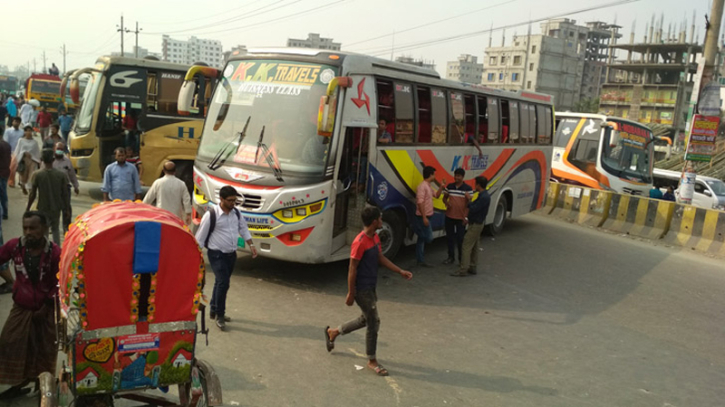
[42,51,47,73]
[117,15,125,56]
[680,0,724,204]
[60,44,69,75]
[125,22,142,58]
[33,59,37,74]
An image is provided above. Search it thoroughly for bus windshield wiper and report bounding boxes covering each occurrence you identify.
[208,116,251,171]
[254,126,284,182]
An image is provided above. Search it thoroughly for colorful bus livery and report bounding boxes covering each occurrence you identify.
[182,49,554,263]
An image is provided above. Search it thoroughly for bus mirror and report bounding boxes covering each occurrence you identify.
[68,67,99,105]
[657,136,672,145]
[178,65,220,116]
[317,77,352,137]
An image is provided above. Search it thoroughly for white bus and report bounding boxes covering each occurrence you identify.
[552,112,663,195]
[179,49,554,263]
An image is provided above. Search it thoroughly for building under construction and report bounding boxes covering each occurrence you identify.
[599,15,702,142]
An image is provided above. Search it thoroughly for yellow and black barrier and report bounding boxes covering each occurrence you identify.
[540,182,723,255]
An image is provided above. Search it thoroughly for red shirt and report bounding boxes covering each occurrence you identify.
[37,111,52,127]
[123,115,137,130]
[351,231,381,291]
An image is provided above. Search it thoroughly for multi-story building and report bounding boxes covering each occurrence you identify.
[599,37,702,141]
[395,55,436,71]
[111,46,161,59]
[287,33,341,50]
[446,54,484,83]
[162,35,224,68]
[481,18,619,111]
[581,21,622,100]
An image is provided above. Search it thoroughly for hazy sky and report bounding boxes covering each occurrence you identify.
[0,0,713,75]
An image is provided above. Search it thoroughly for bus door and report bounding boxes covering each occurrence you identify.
[332,127,368,251]
[97,66,147,171]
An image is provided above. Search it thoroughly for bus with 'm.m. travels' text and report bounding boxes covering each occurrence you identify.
[552,112,664,195]
[179,48,554,263]
[67,56,212,189]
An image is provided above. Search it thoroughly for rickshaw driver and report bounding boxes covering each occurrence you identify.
[0,211,61,399]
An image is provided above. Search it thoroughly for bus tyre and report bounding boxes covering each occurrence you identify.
[488,194,508,236]
[379,210,404,260]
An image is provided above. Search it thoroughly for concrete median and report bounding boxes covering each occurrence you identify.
[541,182,561,214]
[601,194,675,240]
[548,184,611,227]
[664,205,725,255]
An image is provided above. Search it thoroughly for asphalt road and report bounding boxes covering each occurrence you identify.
[0,183,723,407]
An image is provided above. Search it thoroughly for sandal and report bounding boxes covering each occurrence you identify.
[369,365,389,376]
[324,326,334,352]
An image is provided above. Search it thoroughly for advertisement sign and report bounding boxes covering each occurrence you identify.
[680,170,696,205]
[685,115,719,162]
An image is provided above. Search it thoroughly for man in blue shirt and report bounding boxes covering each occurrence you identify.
[324,207,412,376]
[101,147,141,201]
[452,176,491,277]
[649,185,663,200]
[58,112,73,143]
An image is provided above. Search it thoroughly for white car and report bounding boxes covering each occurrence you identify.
[653,169,725,210]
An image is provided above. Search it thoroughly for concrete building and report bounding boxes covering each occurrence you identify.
[581,22,622,101]
[481,18,620,111]
[446,54,484,83]
[599,17,702,142]
[111,46,161,59]
[287,33,341,50]
[395,56,436,71]
[162,35,224,68]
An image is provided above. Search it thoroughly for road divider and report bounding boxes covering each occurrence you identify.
[541,182,723,255]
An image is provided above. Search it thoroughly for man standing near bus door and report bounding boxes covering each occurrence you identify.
[414,166,445,268]
[442,168,472,265]
[195,185,257,331]
[324,206,412,377]
[101,147,142,202]
[143,161,192,224]
[451,176,490,277]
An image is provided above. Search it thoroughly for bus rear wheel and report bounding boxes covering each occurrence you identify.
[378,210,404,260]
[488,194,508,236]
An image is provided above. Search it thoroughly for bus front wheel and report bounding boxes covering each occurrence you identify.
[379,210,404,260]
[488,194,508,236]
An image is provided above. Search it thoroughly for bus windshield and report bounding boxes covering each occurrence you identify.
[601,121,653,184]
[30,80,60,95]
[76,72,102,133]
[198,59,338,176]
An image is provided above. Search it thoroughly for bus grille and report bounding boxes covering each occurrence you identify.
[622,188,643,196]
[214,189,264,210]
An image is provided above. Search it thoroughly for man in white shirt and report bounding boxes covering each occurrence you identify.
[195,185,258,331]
[3,117,22,188]
[143,161,192,224]
[19,103,35,127]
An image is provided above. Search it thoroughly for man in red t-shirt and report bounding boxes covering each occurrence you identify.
[36,107,52,139]
[324,207,412,377]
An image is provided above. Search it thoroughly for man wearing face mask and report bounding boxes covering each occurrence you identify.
[52,142,79,232]
[0,212,60,398]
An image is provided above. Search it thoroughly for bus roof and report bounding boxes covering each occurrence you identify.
[95,55,196,72]
[234,48,554,105]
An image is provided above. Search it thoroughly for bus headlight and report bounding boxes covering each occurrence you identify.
[194,186,209,205]
[273,199,327,223]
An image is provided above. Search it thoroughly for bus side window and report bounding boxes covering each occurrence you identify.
[554,119,579,147]
[377,80,395,138]
[416,86,432,143]
[394,82,414,143]
[464,94,475,136]
[146,73,158,112]
[519,103,530,142]
[431,88,447,144]
[157,72,184,115]
[536,105,552,144]
[528,104,537,143]
[476,96,488,142]
[500,99,510,144]
[508,101,519,143]
[449,92,464,144]
[544,107,553,144]
[487,98,500,143]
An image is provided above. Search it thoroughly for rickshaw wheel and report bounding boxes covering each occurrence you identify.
[179,367,208,407]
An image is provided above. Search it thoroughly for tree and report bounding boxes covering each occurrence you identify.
[573,97,600,113]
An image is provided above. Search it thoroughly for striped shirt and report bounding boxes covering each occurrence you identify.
[444,182,473,220]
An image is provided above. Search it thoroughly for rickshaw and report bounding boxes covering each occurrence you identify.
[40,201,222,407]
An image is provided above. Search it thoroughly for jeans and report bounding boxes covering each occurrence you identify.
[43,210,61,246]
[340,289,379,360]
[61,130,70,144]
[0,176,7,218]
[445,217,465,261]
[460,223,485,272]
[413,215,433,263]
[208,249,237,318]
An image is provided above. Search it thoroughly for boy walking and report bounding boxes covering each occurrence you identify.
[325,207,412,376]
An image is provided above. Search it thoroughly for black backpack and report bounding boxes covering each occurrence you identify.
[204,208,241,249]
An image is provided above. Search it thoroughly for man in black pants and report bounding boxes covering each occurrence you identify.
[442,168,472,265]
[325,207,412,376]
[195,185,257,331]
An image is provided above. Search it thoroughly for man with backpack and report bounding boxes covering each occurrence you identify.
[194,185,257,331]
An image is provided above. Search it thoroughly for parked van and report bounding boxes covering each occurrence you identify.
[653,168,725,210]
